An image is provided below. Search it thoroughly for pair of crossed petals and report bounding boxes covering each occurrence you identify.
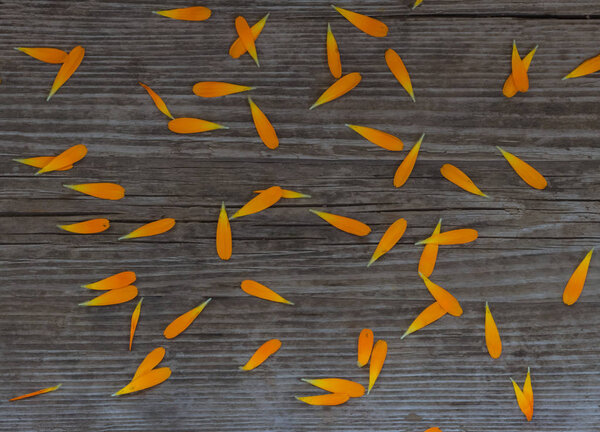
[113,347,171,396]
[503,42,537,98]
[16,46,85,100]
[80,271,138,307]
[356,330,387,395]
[511,368,534,421]
[296,378,365,406]
[15,144,87,175]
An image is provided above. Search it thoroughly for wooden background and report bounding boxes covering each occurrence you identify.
[1,1,599,430]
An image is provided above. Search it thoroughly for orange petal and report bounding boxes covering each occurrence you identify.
[58,218,110,234]
[13,156,72,171]
[47,45,84,101]
[394,133,424,188]
[511,41,529,93]
[15,47,67,64]
[193,81,254,98]
[563,53,600,79]
[83,271,137,291]
[153,6,211,21]
[231,186,282,219]
[119,218,176,240]
[35,144,87,175]
[129,298,143,351]
[168,117,227,134]
[64,183,125,200]
[368,339,387,394]
[235,16,259,67]
[503,46,537,98]
[326,23,342,78]
[385,48,415,102]
[216,202,232,260]
[248,97,278,149]
[240,280,294,305]
[254,188,311,199]
[523,368,534,412]
[301,378,365,398]
[295,393,349,406]
[79,285,138,306]
[9,384,62,402]
[511,378,533,421]
[229,14,269,59]
[497,147,547,190]
[418,219,442,277]
[310,72,361,109]
[346,124,403,151]
[563,248,594,305]
[133,347,166,381]
[357,328,374,367]
[309,209,371,236]
[368,218,407,266]
[240,339,282,371]
[440,164,488,197]
[401,302,446,339]
[331,5,388,37]
[138,82,174,119]
[113,367,171,396]
[485,302,502,359]
[416,228,478,245]
[413,0,424,8]
[419,273,463,317]
[163,298,211,339]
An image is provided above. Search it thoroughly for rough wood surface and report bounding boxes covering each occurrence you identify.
[1,1,599,431]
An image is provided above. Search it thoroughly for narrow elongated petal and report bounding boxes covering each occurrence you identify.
[295,393,349,406]
[413,0,424,8]
[193,81,254,98]
[563,248,594,305]
[216,202,232,260]
[231,186,282,219]
[133,347,166,380]
[16,47,67,64]
[83,271,136,291]
[485,302,502,359]
[523,368,534,411]
[503,46,537,98]
[138,82,174,119]
[511,41,529,93]
[168,117,227,133]
[416,228,478,245]
[112,367,171,396]
[310,72,361,109]
[368,340,387,394]
[241,280,294,305]
[394,133,424,187]
[47,45,84,101]
[235,16,259,67]
[35,144,87,175]
[401,302,446,339]
[230,14,269,59]
[301,378,365,398]
[14,156,72,171]
[511,378,533,421]
[79,285,138,306]
[563,53,600,79]
[419,273,463,317]
[254,188,311,198]
[58,218,110,234]
[497,147,547,190]
[130,298,143,351]
[357,328,374,367]
[440,164,488,197]
[327,23,342,78]
[240,339,282,371]
[64,183,125,200]
[163,298,212,339]
[248,97,278,149]
[154,6,211,21]
[346,124,403,151]
[119,218,176,240]
[385,49,414,102]
[9,384,62,402]
[309,209,371,236]
[368,218,407,266]
[331,5,388,37]
[418,219,442,277]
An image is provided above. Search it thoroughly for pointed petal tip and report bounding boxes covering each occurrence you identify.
[400,330,409,339]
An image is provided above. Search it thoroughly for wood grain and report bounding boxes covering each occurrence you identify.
[1,1,599,431]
